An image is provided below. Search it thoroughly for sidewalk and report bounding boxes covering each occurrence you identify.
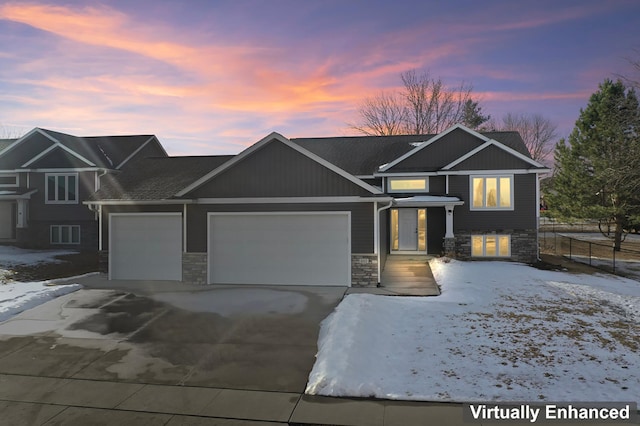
[0,373,466,425]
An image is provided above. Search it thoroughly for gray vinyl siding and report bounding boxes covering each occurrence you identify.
[30,171,97,222]
[0,133,54,169]
[448,174,537,231]
[385,128,485,172]
[426,207,445,254]
[29,148,94,168]
[186,141,372,198]
[186,202,375,254]
[449,145,535,170]
[429,176,446,193]
[99,204,184,251]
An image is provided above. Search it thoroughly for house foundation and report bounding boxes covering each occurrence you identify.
[351,254,378,287]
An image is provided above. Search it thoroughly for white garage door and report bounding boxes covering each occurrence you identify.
[208,212,350,286]
[110,213,182,280]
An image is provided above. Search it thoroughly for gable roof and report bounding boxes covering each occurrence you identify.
[0,139,17,153]
[92,155,234,200]
[291,125,534,176]
[0,128,166,170]
[176,132,383,197]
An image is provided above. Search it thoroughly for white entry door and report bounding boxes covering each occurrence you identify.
[391,209,427,253]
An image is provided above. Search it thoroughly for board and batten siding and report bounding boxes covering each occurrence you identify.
[449,173,537,231]
[186,202,375,254]
[186,141,372,199]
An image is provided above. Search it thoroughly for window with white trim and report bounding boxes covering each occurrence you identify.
[46,173,78,204]
[387,177,429,192]
[0,173,18,187]
[50,225,81,244]
[471,176,513,209]
[471,235,510,257]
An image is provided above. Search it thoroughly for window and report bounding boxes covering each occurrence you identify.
[0,174,18,187]
[46,173,78,204]
[388,177,429,192]
[50,225,80,244]
[471,176,513,209]
[471,235,510,257]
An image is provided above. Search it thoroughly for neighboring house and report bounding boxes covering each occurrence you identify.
[86,124,549,287]
[0,128,167,249]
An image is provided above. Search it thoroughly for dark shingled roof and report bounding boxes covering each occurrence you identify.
[92,155,234,200]
[291,131,531,176]
[39,128,159,169]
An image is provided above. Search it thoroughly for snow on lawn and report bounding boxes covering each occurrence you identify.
[0,246,82,322]
[306,259,640,403]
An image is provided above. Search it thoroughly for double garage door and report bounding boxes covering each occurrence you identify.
[109,212,351,286]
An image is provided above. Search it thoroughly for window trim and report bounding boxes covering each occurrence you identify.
[50,225,81,245]
[387,177,429,193]
[0,173,19,188]
[45,173,79,204]
[471,234,511,257]
[469,175,514,211]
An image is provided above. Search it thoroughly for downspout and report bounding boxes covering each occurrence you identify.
[376,200,394,285]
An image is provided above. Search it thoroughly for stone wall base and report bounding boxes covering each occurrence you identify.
[351,254,378,287]
[443,237,456,257]
[453,229,538,263]
[182,252,207,285]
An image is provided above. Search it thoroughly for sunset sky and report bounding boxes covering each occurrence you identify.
[1,0,639,155]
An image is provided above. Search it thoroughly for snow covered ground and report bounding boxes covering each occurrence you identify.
[306,259,640,403]
[0,246,82,322]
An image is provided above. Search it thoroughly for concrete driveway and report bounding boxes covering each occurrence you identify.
[0,275,347,393]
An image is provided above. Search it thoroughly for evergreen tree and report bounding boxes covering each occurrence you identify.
[549,79,640,250]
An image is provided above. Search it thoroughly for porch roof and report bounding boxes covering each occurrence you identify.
[393,195,463,207]
[0,189,37,200]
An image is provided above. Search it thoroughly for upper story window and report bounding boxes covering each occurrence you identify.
[387,177,429,193]
[0,174,18,187]
[46,173,78,204]
[471,176,513,210]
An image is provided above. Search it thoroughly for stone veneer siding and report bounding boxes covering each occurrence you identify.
[453,229,538,263]
[351,254,378,287]
[98,250,108,274]
[182,252,207,285]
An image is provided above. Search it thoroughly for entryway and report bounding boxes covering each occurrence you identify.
[390,208,426,253]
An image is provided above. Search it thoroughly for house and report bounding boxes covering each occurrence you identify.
[0,128,167,249]
[86,124,549,287]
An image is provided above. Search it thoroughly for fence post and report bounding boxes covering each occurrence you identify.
[612,246,616,274]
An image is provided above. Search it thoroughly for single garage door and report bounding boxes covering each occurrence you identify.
[208,212,350,286]
[110,213,182,280]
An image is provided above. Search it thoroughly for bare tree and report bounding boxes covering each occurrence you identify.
[0,125,25,139]
[350,69,487,136]
[499,113,558,163]
[349,91,407,136]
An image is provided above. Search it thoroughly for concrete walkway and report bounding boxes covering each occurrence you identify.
[377,255,440,296]
[0,373,467,425]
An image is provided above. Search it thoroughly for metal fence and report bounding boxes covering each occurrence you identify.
[539,232,640,280]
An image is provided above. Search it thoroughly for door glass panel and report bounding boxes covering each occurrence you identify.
[391,209,399,251]
[417,209,426,251]
[485,236,497,256]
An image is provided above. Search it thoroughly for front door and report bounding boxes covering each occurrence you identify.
[391,208,427,253]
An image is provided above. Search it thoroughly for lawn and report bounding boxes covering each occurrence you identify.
[306,258,640,403]
[0,246,84,322]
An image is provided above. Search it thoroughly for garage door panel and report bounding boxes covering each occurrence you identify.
[209,213,350,286]
[110,214,182,281]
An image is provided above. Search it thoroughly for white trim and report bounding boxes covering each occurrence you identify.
[443,139,546,170]
[45,172,79,204]
[175,132,382,197]
[183,204,187,253]
[84,199,194,206]
[387,177,429,193]
[376,171,440,177]
[0,128,45,159]
[98,205,103,251]
[206,211,352,286]
[0,189,37,200]
[194,196,392,204]
[379,124,490,172]
[469,175,514,211]
[22,142,96,168]
[108,212,183,280]
[0,173,19,188]
[2,167,107,173]
[116,136,165,169]
[376,200,394,282]
[442,169,549,175]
